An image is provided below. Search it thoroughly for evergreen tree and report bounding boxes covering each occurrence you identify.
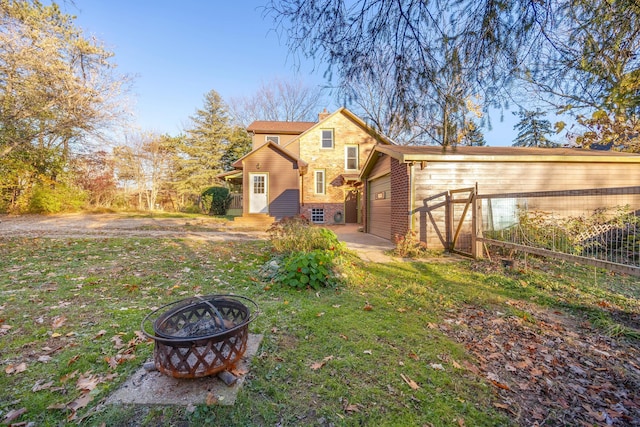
[178,90,251,200]
[512,110,558,148]
[460,121,486,146]
[179,90,232,193]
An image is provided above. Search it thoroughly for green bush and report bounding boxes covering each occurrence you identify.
[273,250,339,289]
[201,186,230,215]
[27,184,86,214]
[262,216,346,289]
[267,216,345,254]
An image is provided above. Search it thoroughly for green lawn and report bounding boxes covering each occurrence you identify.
[1,236,638,426]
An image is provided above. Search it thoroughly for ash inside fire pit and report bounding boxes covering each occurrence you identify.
[142,295,258,379]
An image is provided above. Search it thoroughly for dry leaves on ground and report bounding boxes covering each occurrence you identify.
[437,302,640,426]
[310,355,334,371]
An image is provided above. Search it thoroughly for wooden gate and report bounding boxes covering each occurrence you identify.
[421,186,478,257]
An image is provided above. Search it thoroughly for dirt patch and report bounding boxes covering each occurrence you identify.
[439,301,640,426]
[0,213,267,241]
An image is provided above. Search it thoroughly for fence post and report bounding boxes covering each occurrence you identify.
[472,184,483,259]
[445,192,453,250]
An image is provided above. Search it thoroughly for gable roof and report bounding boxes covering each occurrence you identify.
[247,121,316,135]
[281,107,396,149]
[361,144,640,178]
[231,141,307,169]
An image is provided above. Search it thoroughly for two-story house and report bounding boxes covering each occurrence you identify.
[225,108,392,225]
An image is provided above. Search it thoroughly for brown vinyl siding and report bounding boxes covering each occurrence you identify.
[251,133,302,151]
[241,144,300,219]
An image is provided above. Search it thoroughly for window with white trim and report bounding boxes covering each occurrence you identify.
[321,129,334,148]
[311,208,325,223]
[314,170,325,194]
[345,145,358,170]
[252,175,265,194]
[266,135,280,144]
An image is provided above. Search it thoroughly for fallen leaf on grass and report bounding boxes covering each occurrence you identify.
[52,315,67,329]
[105,356,118,369]
[3,407,27,423]
[489,380,511,391]
[68,354,81,366]
[5,362,27,374]
[344,403,361,413]
[32,380,54,392]
[339,334,348,340]
[493,402,511,410]
[310,355,334,371]
[363,302,373,311]
[363,350,372,355]
[461,360,481,375]
[111,335,124,349]
[430,363,445,371]
[487,372,511,390]
[38,355,52,363]
[66,393,92,420]
[408,352,420,361]
[451,359,462,369]
[77,373,100,392]
[93,330,107,339]
[400,373,420,390]
[60,370,78,383]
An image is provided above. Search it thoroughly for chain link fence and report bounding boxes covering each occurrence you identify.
[478,187,640,276]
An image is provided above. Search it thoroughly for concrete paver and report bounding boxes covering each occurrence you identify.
[106,334,263,407]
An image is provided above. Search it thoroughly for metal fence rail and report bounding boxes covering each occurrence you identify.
[476,186,640,277]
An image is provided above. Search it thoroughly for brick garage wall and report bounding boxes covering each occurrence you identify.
[390,158,410,240]
[301,203,344,224]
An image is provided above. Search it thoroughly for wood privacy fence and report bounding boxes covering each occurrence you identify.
[422,185,640,277]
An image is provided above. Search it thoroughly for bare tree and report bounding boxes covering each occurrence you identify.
[266,0,640,148]
[338,29,484,146]
[229,77,326,126]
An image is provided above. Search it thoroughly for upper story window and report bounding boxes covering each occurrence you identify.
[314,170,325,194]
[345,145,358,170]
[321,129,334,149]
[266,135,280,144]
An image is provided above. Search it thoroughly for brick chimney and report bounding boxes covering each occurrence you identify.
[318,108,330,122]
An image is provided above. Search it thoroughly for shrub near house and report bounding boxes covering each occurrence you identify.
[262,216,345,289]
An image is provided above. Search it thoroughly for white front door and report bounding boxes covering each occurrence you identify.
[249,173,268,213]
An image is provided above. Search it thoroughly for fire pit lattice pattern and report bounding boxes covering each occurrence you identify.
[142,295,258,379]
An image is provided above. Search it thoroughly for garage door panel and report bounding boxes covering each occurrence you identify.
[368,175,391,240]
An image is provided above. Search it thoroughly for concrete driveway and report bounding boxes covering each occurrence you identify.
[328,224,396,263]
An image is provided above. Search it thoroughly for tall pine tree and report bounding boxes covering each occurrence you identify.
[512,110,558,148]
[177,90,250,200]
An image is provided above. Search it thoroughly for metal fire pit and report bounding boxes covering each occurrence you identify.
[142,294,259,379]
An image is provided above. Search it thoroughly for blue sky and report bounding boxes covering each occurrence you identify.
[71,1,518,145]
